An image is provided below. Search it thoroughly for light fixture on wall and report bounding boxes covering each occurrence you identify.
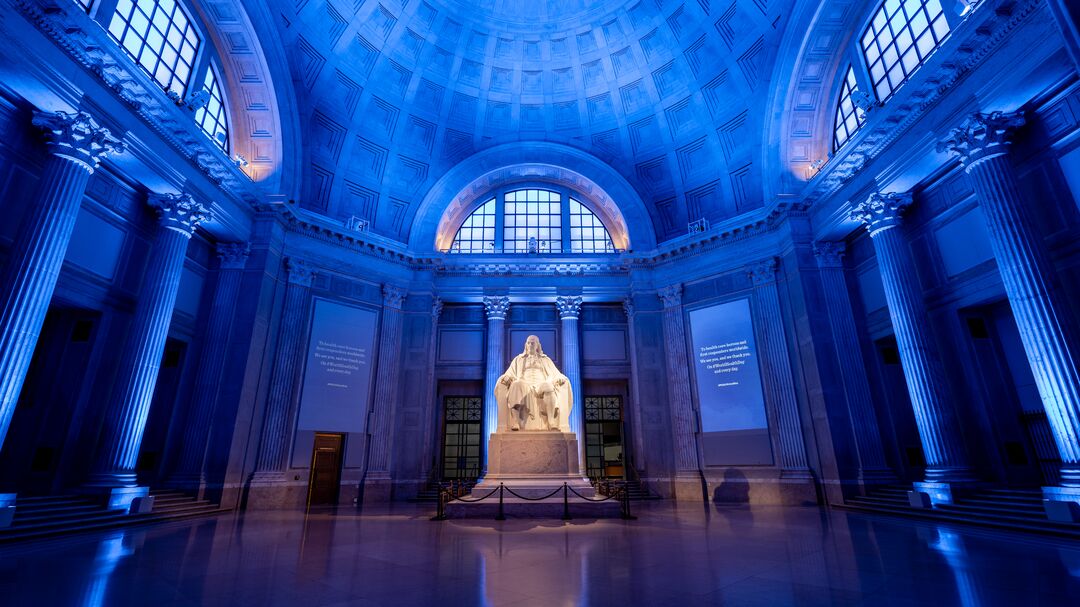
[688,218,710,235]
[345,216,370,232]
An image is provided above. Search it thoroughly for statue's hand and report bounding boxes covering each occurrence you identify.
[555,378,566,387]
[500,376,513,387]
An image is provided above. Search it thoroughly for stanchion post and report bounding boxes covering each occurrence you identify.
[431,487,446,521]
[562,483,571,521]
[495,483,506,521]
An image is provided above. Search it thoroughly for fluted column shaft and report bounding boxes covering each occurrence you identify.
[658,285,698,474]
[623,298,648,474]
[251,259,312,478]
[941,112,1080,486]
[0,111,120,450]
[482,297,509,461]
[367,285,407,475]
[170,243,249,484]
[853,193,971,483]
[556,296,584,438]
[419,297,443,481]
[748,260,811,476]
[88,194,209,487]
[814,243,892,479]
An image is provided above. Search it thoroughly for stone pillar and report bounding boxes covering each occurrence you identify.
[418,296,443,482]
[250,258,312,489]
[852,192,973,503]
[168,242,249,490]
[658,285,701,498]
[482,296,510,462]
[813,241,894,484]
[556,295,584,474]
[0,111,121,452]
[364,285,407,500]
[747,259,811,478]
[85,193,209,508]
[940,111,1080,510]
[623,297,648,476]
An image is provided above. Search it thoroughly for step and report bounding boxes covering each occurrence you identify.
[837,503,1080,540]
[961,498,1045,511]
[938,503,1047,519]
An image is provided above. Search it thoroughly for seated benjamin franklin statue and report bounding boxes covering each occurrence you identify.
[494,335,573,432]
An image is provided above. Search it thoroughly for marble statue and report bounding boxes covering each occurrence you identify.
[494,335,573,432]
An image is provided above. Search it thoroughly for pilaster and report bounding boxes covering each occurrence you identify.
[658,284,702,499]
[482,296,510,460]
[363,284,407,502]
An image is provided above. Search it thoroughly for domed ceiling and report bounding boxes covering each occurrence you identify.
[272,0,793,247]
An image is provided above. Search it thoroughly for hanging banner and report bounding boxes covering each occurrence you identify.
[298,299,378,432]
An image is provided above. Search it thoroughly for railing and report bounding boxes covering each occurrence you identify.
[431,482,636,521]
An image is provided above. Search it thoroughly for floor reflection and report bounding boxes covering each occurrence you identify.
[0,503,1078,606]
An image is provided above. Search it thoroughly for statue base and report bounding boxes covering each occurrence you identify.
[474,431,592,498]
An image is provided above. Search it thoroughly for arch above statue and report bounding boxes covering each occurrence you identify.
[409,142,656,253]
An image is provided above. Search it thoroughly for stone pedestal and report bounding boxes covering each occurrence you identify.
[474,431,592,497]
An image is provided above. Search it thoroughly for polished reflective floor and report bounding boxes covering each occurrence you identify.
[1,502,1078,606]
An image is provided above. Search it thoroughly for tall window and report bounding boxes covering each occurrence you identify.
[833,66,867,151]
[569,199,615,253]
[503,189,562,253]
[194,68,229,151]
[74,0,92,10]
[861,0,950,101]
[107,0,201,97]
[450,198,496,253]
[449,188,617,254]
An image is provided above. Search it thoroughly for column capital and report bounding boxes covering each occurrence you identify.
[483,296,510,320]
[937,110,1025,168]
[431,296,444,320]
[622,297,636,319]
[747,258,779,285]
[382,284,407,310]
[813,241,847,269]
[31,110,123,173]
[284,257,313,286]
[149,192,210,237]
[216,242,250,270]
[657,284,682,308]
[555,295,583,320]
[851,192,912,235]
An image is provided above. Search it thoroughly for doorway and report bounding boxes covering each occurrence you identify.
[584,396,624,479]
[307,433,344,506]
[440,396,482,480]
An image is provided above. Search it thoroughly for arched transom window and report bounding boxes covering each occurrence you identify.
[861,0,951,101]
[449,187,616,254]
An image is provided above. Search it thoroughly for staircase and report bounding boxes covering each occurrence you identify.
[840,485,1080,539]
[0,488,227,543]
[409,479,477,503]
[616,478,662,501]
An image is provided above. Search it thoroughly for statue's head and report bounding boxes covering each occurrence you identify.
[523,334,543,356]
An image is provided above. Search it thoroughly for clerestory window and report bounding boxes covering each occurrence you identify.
[194,67,229,151]
[860,0,951,101]
[449,188,616,254]
[107,0,201,98]
[833,66,868,151]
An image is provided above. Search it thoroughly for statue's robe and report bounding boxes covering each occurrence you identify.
[494,353,573,432]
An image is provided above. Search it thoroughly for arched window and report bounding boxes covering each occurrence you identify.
[860,0,950,101]
[107,0,201,97]
[194,67,229,151]
[833,66,867,151]
[449,188,616,254]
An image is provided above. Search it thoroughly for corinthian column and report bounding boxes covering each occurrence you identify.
[366,285,407,485]
[482,296,510,460]
[86,193,210,506]
[250,258,313,483]
[852,193,973,502]
[555,296,584,434]
[658,285,701,496]
[169,242,249,490]
[0,110,121,452]
[940,111,1080,509]
[747,259,810,478]
[814,241,894,484]
[624,297,647,475]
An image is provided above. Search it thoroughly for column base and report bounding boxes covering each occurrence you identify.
[0,493,15,528]
[361,473,393,505]
[908,480,978,507]
[246,473,308,510]
[672,471,707,501]
[780,467,813,480]
[1042,486,1080,523]
[80,485,149,512]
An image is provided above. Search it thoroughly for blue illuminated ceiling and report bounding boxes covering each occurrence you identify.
[274,0,794,245]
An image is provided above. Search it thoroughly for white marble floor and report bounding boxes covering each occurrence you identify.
[1,501,1078,606]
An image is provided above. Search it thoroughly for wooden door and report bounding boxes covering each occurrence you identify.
[307,433,344,506]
